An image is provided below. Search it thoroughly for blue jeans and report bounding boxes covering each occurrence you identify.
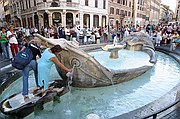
[22,60,39,95]
[1,42,9,59]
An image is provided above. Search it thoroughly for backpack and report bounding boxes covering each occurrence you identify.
[12,43,33,70]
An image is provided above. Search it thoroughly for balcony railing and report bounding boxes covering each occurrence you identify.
[21,7,37,14]
[37,1,79,10]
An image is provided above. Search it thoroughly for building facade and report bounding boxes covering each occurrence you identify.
[160,4,174,24]
[149,0,161,25]
[108,0,161,27]
[136,0,147,26]
[6,0,108,29]
[3,0,11,26]
[108,0,133,28]
[175,0,180,21]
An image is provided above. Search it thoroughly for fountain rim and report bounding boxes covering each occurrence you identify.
[110,47,180,119]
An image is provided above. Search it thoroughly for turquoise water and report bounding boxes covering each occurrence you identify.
[88,49,153,70]
[0,52,180,119]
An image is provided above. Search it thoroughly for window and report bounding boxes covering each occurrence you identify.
[22,1,24,10]
[67,0,72,2]
[120,10,124,14]
[95,0,98,8]
[116,9,119,15]
[4,4,9,11]
[125,11,127,16]
[110,7,114,14]
[85,0,88,6]
[128,11,131,16]
[103,0,106,9]
[34,0,36,6]
[26,0,28,9]
[122,0,125,5]
[29,0,31,8]
[129,1,131,7]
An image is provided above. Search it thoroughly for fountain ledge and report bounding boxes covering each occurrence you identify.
[111,47,180,119]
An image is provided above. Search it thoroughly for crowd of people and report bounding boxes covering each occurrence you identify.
[0,25,72,99]
[0,22,180,98]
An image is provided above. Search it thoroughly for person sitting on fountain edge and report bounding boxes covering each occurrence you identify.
[21,39,42,98]
[38,45,72,93]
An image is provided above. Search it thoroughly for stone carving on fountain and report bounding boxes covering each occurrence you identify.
[34,32,155,88]
[122,32,157,63]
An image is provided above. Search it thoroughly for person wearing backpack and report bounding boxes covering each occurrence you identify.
[20,40,41,98]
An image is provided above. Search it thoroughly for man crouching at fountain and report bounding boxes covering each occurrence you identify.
[21,40,42,98]
[38,45,72,94]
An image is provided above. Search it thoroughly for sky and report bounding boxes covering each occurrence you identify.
[161,0,176,12]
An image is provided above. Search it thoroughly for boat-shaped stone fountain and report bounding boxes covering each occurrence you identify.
[34,32,156,88]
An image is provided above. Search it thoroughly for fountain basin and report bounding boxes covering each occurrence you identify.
[34,33,156,88]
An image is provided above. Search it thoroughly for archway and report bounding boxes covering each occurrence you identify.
[93,15,99,28]
[44,13,49,28]
[66,13,73,28]
[83,14,90,28]
[52,12,61,26]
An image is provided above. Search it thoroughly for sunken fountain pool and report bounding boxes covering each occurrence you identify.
[0,52,180,119]
[0,33,180,118]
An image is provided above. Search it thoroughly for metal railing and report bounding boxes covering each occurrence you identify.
[142,99,180,119]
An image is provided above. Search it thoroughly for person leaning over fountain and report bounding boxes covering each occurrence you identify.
[38,45,72,92]
[113,32,121,45]
[20,40,42,98]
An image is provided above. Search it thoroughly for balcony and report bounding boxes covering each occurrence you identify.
[37,1,79,11]
[21,7,37,14]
